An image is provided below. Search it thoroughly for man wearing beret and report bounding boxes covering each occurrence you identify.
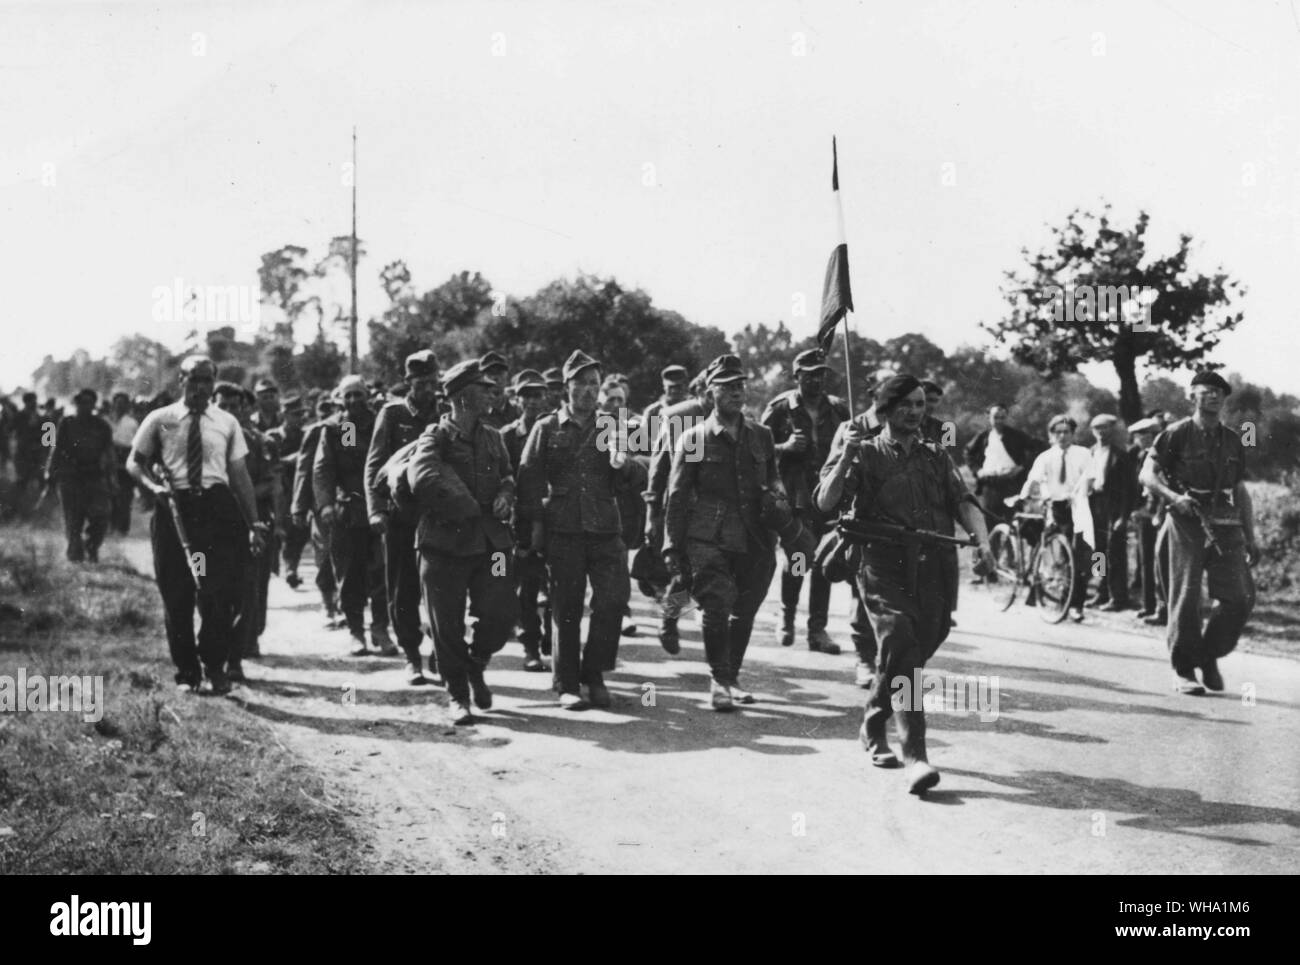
[1140,370,1257,695]
[407,359,517,724]
[46,388,117,563]
[500,369,552,672]
[818,374,993,794]
[366,350,442,685]
[761,348,851,654]
[641,364,690,432]
[266,394,308,587]
[518,350,634,709]
[291,394,341,627]
[314,374,394,656]
[1085,413,1135,611]
[479,352,519,431]
[664,355,781,709]
[250,378,282,432]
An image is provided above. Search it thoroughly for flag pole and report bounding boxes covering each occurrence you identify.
[832,136,854,414]
[349,125,359,375]
[840,312,855,414]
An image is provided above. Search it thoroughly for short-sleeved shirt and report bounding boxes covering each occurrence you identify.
[1149,416,1246,519]
[840,429,969,535]
[131,401,248,491]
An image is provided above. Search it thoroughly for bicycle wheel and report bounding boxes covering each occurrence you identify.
[1035,532,1075,624]
[987,524,1020,611]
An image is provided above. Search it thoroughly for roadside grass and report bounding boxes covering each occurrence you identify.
[0,526,367,874]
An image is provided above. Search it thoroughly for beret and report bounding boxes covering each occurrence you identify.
[1191,370,1231,395]
[873,374,923,414]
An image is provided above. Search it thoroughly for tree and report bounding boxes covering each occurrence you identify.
[984,205,1245,422]
[367,270,497,382]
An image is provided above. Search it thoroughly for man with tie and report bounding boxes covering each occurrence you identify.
[1019,414,1093,621]
[128,356,266,695]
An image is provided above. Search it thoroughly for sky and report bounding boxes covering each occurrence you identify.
[3,0,1299,397]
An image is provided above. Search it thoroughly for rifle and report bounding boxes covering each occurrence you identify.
[1184,498,1223,560]
[154,465,203,591]
[836,518,978,596]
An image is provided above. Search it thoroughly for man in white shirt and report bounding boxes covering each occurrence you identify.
[1019,414,1093,620]
[128,356,265,695]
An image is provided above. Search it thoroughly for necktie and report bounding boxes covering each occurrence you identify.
[187,408,204,490]
[1058,449,1067,485]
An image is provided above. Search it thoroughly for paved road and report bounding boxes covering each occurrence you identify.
[122,538,1300,874]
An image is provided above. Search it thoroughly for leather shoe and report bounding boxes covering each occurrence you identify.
[585,678,612,708]
[347,632,370,656]
[807,628,841,655]
[370,625,399,657]
[404,661,427,686]
[854,660,876,689]
[710,680,735,711]
[1098,600,1130,613]
[558,691,586,711]
[1144,611,1168,627]
[449,699,475,725]
[1200,660,1225,693]
[907,761,941,795]
[658,622,681,655]
[778,622,795,647]
[1135,608,1155,619]
[1172,673,1205,696]
[226,663,247,683]
[468,668,493,710]
[203,671,232,696]
[523,654,548,672]
[730,684,756,705]
[859,722,900,768]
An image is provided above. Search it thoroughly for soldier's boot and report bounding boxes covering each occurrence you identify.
[658,615,681,655]
[778,610,796,648]
[896,708,940,795]
[859,705,899,767]
[370,623,399,657]
[807,626,842,655]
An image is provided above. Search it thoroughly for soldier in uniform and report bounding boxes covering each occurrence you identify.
[314,375,395,656]
[250,378,282,432]
[292,394,340,627]
[13,392,48,515]
[366,350,442,685]
[640,364,689,430]
[518,350,634,710]
[479,352,519,431]
[500,369,552,672]
[407,360,517,724]
[542,368,565,414]
[266,395,308,586]
[761,348,849,654]
[46,388,117,563]
[817,375,993,794]
[664,355,780,709]
[1139,371,1257,695]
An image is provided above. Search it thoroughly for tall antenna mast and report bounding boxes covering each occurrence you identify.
[349,125,359,374]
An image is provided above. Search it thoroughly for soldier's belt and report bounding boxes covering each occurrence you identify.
[837,518,976,549]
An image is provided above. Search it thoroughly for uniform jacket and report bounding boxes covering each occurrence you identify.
[1149,416,1247,520]
[47,414,114,485]
[365,399,436,525]
[406,415,514,557]
[644,397,710,514]
[241,423,279,521]
[664,412,779,555]
[761,389,850,512]
[518,405,636,536]
[292,419,331,517]
[313,408,377,527]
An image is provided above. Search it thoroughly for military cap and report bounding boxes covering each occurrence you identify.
[661,364,688,383]
[337,375,368,397]
[479,351,509,375]
[792,348,833,373]
[443,359,497,396]
[513,368,547,391]
[1090,413,1119,429]
[873,374,923,414]
[920,379,945,396]
[316,396,336,414]
[562,350,601,382]
[281,394,304,412]
[1190,370,1232,396]
[213,381,242,398]
[404,349,439,380]
[179,355,216,378]
[543,367,564,388]
[253,378,278,394]
[1048,414,1077,433]
[707,354,746,385]
[74,388,98,405]
[1128,417,1160,435]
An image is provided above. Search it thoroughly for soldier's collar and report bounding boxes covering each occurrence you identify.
[706,411,747,437]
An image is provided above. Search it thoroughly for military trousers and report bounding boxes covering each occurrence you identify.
[779,510,831,628]
[1164,514,1254,675]
[687,537,776,684]
[420,549,516,703]
[384,519,424,661]
[547,532,630,695]
[329,523,388,637]
[59,480,111,562]
[310,516,337,613]
[515,551,547,656]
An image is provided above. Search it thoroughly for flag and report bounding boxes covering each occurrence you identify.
[817,136,853,352]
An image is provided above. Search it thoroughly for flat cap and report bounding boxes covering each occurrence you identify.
[253,378,279,394]
[793,348,833,373]
[1048,414,1077,433]
[1191,370,1231,396]
[661,364,688,383]
[1089,413,1119,428]
[337,375,368,397]
[874,374,923,414]
[1128,417,1160,434]
[281,394,304,412]
[707,354,746,385]
[513,368,547,391]
[443,359,496,397]
[542,367,564,388]
[405,349,439,380]
[562,350,601,383]
[479,351,509,375]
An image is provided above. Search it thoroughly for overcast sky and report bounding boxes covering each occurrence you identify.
[3,0,1298,397]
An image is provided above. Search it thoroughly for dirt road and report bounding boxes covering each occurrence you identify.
[119,538,1300,874]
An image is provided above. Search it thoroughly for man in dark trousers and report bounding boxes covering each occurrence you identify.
[761,348,850,654]
[518,350,635,710]
[128,357,266,695]
[407,359,517,724]
[1140,371,1257,696]
[292,394,340,627]
[817,375,993,795]
[266,395,307,586]
[314,375,394,656]
[366,350,441,685]
[500,369,552,672]
[12,392,48,515]
[1126,417,1164,620]
[664,355,780,710]
[46,388,117,562]
[1085,414,1135,611]
[964,404,1040,521]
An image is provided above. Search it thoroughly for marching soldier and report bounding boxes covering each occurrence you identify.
[366,350,442,685]
[266,395,308,586]
[761,348,849,654]
[663,355,780,710]
[250,378,283,432]
[542,367,565,414]
[518,350,634,710]
[1139,371,1257,696]
[817,375,993,794]
[407,359,517,724]
[500,369,552,672]
[128,356,266,695]
[314,375,395,656]
[641,364,689,429]
[46,388,117,563]
[292,394,340,627]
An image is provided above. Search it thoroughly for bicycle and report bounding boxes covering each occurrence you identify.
[986,496,1077,623]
